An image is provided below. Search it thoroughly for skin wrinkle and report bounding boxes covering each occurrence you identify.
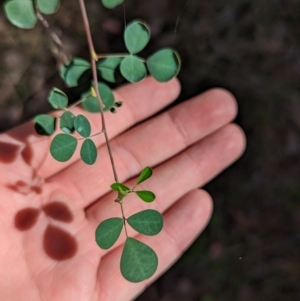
[166,106,190,149]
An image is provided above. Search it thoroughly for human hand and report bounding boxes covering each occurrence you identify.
[0,77,245,301]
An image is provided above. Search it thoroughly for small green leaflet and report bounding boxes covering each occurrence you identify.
[121,237,158,282]
[135,190,155,203]
[60,58,91,87]
[34,115,56,136]
[36,0,60,14]
[50,134,77,162]
[97,57,122,83]
[120,55,147,83]
[124,20,150,54]
[101,0,124,9]
[137,166,153,185]
[95,218,123,249]
[48,88,68,109]
[146,48,181,82]
[60,111,75,134]
[110,183,131,194]
[127,209,163,236]
[4,0,37,29]
[80,139,97,165]
[82,82,115,113]
[74,115,91,138]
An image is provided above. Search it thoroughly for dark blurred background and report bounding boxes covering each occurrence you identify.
[1,0,300,300]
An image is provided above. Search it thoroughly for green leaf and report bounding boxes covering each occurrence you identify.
[146,48,181,82]
[99,82,115,111]
[4,0,37,29]
[82,82,115,113]
[50,134,77,162]
[80,139,97,165]
[81,92,100,113]
[95,217,123,249]
[137,166,153,185]
[120,55,147,83]
[110,183,131,194]
[121,237,158,282]
[124,20,150,54]
[135,190,155,203]
[74,114,91,138]
[48,88,68,109]
[97,57,122,83]
[36,0,60,14]
[101,0,123,9]
[60,111,75,134]
[34,114,56,136]
[60,58,91,87]
[127,209,163,236]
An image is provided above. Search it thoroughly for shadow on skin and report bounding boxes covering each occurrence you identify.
[0,142,20,164]
[14,201,78,260]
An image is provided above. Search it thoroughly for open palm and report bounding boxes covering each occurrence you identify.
[0,78,245,301]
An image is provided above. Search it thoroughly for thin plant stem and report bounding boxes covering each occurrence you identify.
[120,203,128,237]
[78,0,119,183]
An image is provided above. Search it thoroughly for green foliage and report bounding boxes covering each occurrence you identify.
[120,55,147,83]
[82,82,116,113]
[36,0,60,14]
[110,183,131,194]
[101,0,124,9]
[60,111,75,134]
[4,0,37,29]
[48,88,68,109]
[81,139,97,165]
[124,20,150,54]
[137,166,153,185]
[50,134,78,162]
[6,0,182,281]
[120,237,158,282]
[74,114,91,138]
[127,210,163,236]
[135,190,155,202]
[146,48,181,82]
[95,217,123,249]
[34,114,56,136]
[97,57,122,83]
[60,58,91,87]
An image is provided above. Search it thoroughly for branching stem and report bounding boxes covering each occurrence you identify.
[78,0,119,183]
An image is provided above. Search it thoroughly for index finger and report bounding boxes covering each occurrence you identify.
[4,77,181,178]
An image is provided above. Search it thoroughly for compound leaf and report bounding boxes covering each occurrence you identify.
[60,111,75,134]
[97,57,122,83]
[95,217,123,249]
[74,114,91,138]
[4,0,37,29]
[50,134,77,162]
[34,114,56,136]
[48,88,68,109]
[110,183,131,194]
[80,139,97,165]
[135,190,155,203]
[120,55,146,83]
[121,237,158,282]
[146,48,181,82]
[137,166,153,185]
[60,58,91,87]
[101,0,123,9]
[124,20,150,54]
[127,209,163,236]
[36,0,60,14]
